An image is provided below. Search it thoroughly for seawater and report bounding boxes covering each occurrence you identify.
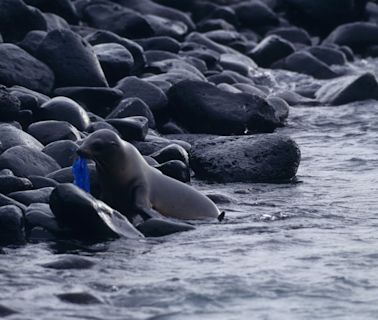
[1,60,378,320]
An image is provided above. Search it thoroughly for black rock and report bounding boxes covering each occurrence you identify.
[93,43,134,84]
[0,0,47,42]
[136,218,194,237]
[323,22,378,53]
[115,76,168,111]
[54,86,123,117]
[43,12,70,31]
[249,35,295,68]
[23,0,79,24]
[197,18,236,32]
[37,29,108,87]
[0,205,25,245]
[42,256,95,270]
[307,46,347,66]
[272,51,339,79]
[85,30,146,73]
[0,86,21,122]
[232,0,279,28]
[17,30,47,57]
[0,44,54,95]
[107,98,156,128]
[106,116,149,141]
[0,145,61,178]
[133,136,191,155]
[37,97,90,131]
[0,176,33,195]
[0,304,18,317]
[267,27,312,45]
[150,144,189,166]
[82,2,154,39]
[49,183,143,240]
[10,85,50,107]
[154,160,190,183]
[9,187,53,205]
[28,175,59,189]
[56,292,102,305]
[190,134,301,183]
[143,15,188,39]
[87,121,119,135]
[0,123,43,152]
[315,73,378,105]
[168,80,280,135]
[28,120,82,145]
[42,140,78,168]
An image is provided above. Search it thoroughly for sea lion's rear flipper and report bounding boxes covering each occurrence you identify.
[218,211,226,222]
[136,218,195,237]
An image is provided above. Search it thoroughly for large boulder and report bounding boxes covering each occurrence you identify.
[0,145,61,177]
[0,86,22,122]
[323,22,378,53]
[49,183,143,240]
[0,205,25,245]
[0,0,47,42]
[0,44,54,94]
[315,73,378,105]
[190,134,301,183]
[232,0,279,28]
[168,80,280,135]
[0,123,43,152]
[37,29,108,88]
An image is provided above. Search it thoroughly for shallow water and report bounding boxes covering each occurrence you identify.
[2,61,378,320]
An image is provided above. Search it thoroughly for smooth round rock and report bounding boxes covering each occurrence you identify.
[0,176,33,194]
[28,120,82,145]
[0,145,61,177]
[154,160,190,183]
[42,140,78,168]
[0,205,25,245]
[106,116,149,141]
[37,97,90,131]
[150,144,189,166]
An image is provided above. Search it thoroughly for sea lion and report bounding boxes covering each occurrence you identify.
[77,129,222,222]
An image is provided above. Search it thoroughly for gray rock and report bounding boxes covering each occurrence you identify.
[154,160,190,183]
[0,145,61,177]
[0,176,33,195]
[191,135,301,183]
[0,205,25,245]
[0,44,54,94]
[9,187,53,205]
[42,140,78,168]
[106,116,149,141]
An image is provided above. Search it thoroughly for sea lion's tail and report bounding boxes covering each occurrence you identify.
[218,211,226,222]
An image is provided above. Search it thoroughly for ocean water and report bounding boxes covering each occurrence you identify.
[1,60,378,320]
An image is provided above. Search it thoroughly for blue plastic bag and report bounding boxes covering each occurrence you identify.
[72,157,90,192]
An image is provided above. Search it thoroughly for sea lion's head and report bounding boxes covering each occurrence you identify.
[77,129,125,168]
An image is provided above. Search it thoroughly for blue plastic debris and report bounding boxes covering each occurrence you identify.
[72,157,90,192]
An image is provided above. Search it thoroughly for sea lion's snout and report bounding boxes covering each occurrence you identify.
[76,147,92,159]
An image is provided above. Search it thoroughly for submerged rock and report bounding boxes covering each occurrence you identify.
[49,183,143,240]
[191,135,301,183]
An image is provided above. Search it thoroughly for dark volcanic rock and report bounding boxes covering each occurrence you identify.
[0,123,43,152]
[168,80,280,135]
[106,116,149,141]
[0,205,25,245]
[0,44,54,95]
[54,86,123,117]
[272,51,339,79]
[249,35,295,68]
[150,144,189,166]
[85,30,146,73]
[56,292,102,305]
[42,256,95,270]
[115,76,168,111]
[28,175,58,189]
[50,183,143,240]
[0,145,60,178]
[0,176,33,195]
[23,0,79,24]
[154,160,190,183]
[93,43,134,84]
[17,30,47,56]
[0,0,47,42]
[323,22,378,53]
[82,2,154,39]
[232,0,279,28]
[281,0,367,36]
[307,46,347,66]
[191,135,301,183]
[37,97,90,131]
[0,194,27,212]
[28,121,82,145]
[8,187,53,205]
[0,86,21,122]
[316,73,378,105]
[267,27,312,45]
[0,304,18,317]
[25,202,60,237]
[107,98,156,128]
[37,29,108,88]
[136,36,180,53]
[42,140,78,168]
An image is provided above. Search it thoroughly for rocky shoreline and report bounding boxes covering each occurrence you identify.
[0,0,377,246]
